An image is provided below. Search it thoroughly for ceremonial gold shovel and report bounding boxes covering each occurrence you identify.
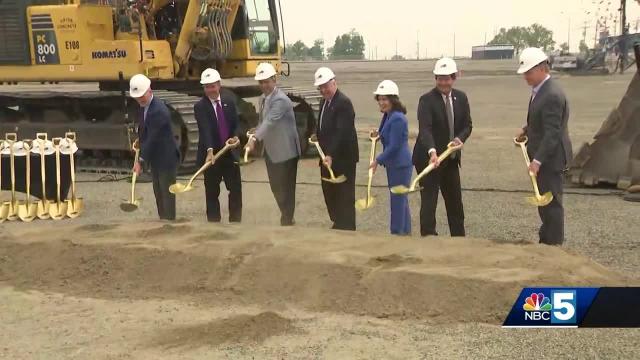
[48,138,68,220]
[391,142,463,195]
[120,140,142,212]
[514,136,553,207]
[355,130,380,211]
[32,133,53,219]
[17,140,38,222]
[236,128,256,166]
[169,137,240,194]
[2,133,20,221]
[61,132,83,218]
[0,140,10,222]
[308,135,347,184]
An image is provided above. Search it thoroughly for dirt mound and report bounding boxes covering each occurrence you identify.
[0,221,627,325]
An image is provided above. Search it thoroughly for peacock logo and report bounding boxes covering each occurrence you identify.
[523,293,552,311]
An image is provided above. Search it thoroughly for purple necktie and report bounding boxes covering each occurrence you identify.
[215,100,228,145]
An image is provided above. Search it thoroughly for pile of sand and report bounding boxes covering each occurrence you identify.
[0,221,626,326]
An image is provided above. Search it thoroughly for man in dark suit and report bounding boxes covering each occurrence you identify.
[194,68,242,223]
[314,67,359,231]
[130,74,180,220]
[413,58,472,237]
[516,48,573,246]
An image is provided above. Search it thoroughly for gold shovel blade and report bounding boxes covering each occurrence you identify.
[322,175,347,184]
[120,199,141,212]
[0,202,10,222]
[36,201,50,219]
[236,159,255,166]
[18,203,38,222]
[66,198,84,218]
[526,192,554,207]
[390,185,422,195]
[169,183,193,194]
[7,202,19,221]
[48,201,68,220]
[355,197,375,211]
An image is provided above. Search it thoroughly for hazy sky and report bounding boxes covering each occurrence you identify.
[279,0,640,58]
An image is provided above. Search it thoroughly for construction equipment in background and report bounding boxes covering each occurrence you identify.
[568,43,640,201]
[0,0,318,176]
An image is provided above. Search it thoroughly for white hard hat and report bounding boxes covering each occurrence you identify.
[433,57,458,75]
[254,63,277,81]
[517,47,548,74]
[129,74,151,98]
[314,67,335,86]
[373,80,400,96]
[200,68,222,85]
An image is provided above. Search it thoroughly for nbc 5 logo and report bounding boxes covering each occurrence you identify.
[523,290,577,324]
[550,290,576,324]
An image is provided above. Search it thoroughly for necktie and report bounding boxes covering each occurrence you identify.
[319,101,328,131]
[259,97,266,123]
[445,95,454,140]
[215,100,229,145]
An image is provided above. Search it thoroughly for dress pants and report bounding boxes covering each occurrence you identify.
[265,154,298,226]
[321,162,356,231]
[151,166,177,220]
[417,159,465,237]
[386,166,412,235]
[203,159,242,223]
[536,167,565,245]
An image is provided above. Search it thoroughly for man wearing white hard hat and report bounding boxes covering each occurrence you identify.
[247,62,301,226]
[516,47,573,246]
[413,57,472,237]
[129,74,180,220]
[194,68,242,223]
[314,67,358,231]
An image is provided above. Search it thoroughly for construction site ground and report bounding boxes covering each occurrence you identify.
[1,59,639,359]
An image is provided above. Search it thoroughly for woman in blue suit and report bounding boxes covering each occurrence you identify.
[370,80,412,235]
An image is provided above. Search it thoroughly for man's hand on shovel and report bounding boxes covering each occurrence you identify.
[324,155,333,169]
[369,160,378,174]
[429,151,441,168]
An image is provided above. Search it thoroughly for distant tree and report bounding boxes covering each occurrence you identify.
[328,29,365,60]
[309,39,325,60]
[285,40,309,60]
[391,55,406,60]
[489,24,555,53]
[559,42,570,52]
[579,40,590,56]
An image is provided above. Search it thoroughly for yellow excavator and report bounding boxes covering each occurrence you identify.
[0,0,318,173]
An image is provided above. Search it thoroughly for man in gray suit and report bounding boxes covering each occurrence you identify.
[516,48,573,246]
[247,63,301,226]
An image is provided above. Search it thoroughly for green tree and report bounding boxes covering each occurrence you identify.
[328,29,365,60]
[285,40,309,60]
[579,40,590,56]
[489,24,555,53]
[309,39,325,60]
[559,42,569,52]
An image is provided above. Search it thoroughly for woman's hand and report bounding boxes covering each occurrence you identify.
[369,160,378,173]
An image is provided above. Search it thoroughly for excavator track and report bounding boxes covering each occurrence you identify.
[279,85,321,154]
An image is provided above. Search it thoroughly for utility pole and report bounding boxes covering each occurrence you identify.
[568,17,571,52]
[582,21,589,44]
[417,30,420,60]
[395,38,398,59]
[453,32,456,58]
[620,0,628,74]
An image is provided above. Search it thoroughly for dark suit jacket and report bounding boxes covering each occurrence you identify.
[194,93,240,166]
[525,78,573,172]
[138,96,180,171]
[413,88,473,168]
[317,89,359,173]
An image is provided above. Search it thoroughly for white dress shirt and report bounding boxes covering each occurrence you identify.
[428,91,458,156]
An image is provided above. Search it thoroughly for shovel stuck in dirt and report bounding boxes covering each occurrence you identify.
[61,132,83,218]
[355,131,379,211]
[308,135,347,184]
[1,133,20,221]
[48,138,68,220]
[0,140,10,222]
[170,137,240,194]
[514,136,553,207]
[32,133,54,220]
[391,142,463,195]
[17,140,37,222]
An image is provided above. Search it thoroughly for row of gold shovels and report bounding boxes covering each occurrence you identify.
[119,130,551,213]
[0,132,83,222]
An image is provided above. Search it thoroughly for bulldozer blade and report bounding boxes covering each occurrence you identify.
[390,185,422,195]
[355,197,375,211]
[321,175,347,184]
[525,192,554,207]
